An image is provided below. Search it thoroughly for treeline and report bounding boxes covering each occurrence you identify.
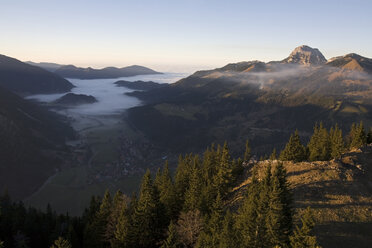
[279,122,372,162]
[1,143,320,248]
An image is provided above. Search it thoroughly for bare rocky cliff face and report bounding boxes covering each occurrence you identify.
[282,45,327,65]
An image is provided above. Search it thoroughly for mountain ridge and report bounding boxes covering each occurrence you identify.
[126,45,372,156]
[27,61,162,79]
[0,54,74,95]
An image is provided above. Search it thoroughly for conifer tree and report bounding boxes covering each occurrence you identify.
[219,210,239,248]
[50,237,71,248]
[106,191,127,243]
[280,130,307,162]
[367,128,372,144]
[244,139,251,161]
[330,124,344,159]
[83,190,112,248]
[350,121,367,149]
[113,201,131,248]
[236,168,261,247]
[308,123,331,161]
[270,148,277,160]
[290,207,320,248]
[195,193,224,248]
[265,163,292,248]
[175,155,192,205]
[213,142,233,195]
[183,163,202,212]
[161,221,181,248]
[131,170,165,248]
[158,161,178,221]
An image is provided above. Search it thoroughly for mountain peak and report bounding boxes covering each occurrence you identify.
[283,45,327,65]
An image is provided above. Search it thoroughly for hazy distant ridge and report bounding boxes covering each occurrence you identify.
[27,61,162,79]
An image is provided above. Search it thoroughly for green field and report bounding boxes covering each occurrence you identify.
[26,121,144,216]
[26,166,141,215]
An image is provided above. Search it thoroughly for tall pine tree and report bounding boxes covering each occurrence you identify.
[131,170,165,248]
[290,207,320,248]
[280,130,307,162]
[330,124,344,159]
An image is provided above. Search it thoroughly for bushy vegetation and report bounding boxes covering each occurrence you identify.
[0,141,322,248]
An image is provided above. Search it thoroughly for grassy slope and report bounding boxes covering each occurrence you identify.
[230,146,372,248]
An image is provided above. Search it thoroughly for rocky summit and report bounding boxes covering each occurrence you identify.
[282,45,327,65]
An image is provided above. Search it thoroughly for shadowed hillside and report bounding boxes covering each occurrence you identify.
[0,86,74,199]
[0,54,74,94]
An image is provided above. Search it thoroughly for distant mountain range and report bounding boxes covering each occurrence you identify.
[0,54,74,95]
[27,61,161,79]
[127,45,372,154]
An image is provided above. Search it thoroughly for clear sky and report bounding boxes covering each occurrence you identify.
[1,0,371,72]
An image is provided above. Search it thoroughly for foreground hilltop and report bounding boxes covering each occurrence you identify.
[230,145,372,248]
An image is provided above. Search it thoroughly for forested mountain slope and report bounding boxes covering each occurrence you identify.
[0,54,74,94]
[0,86,74,199]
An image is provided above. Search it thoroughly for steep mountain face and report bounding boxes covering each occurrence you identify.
[54,64,161,79]
[0,86,74,199]
[282,45,327,65]
[126,46,372,155]
[0,54,74,95]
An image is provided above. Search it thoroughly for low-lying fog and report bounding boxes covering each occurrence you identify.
[27,72,189,133]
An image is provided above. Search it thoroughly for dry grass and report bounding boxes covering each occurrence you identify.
[229,145,372,248]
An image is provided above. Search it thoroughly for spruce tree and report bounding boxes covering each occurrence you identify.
[174,155,191,205]
[290,207,319,248]
[183,163,202,212]
[195,194,224,248]
[131,170,165,248]
[50,237,71,248]
[367,128,372,144]
[113,202,131,248]
[106,191,127,244]
[350,121,367,149]
[308,123,331,161]
[161,221,181,248]
[83,191,112,248]
[270,148,277,160]
[219,210,239,248]
[213,142,233,195]
[280,130,307,162]
[158,162,178,221]
[244,139,251,161]
[236,168,261,247]
[330,124,344,159]
[265,163,292,248]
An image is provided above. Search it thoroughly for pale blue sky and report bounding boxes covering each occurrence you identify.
[1,0,371,72]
